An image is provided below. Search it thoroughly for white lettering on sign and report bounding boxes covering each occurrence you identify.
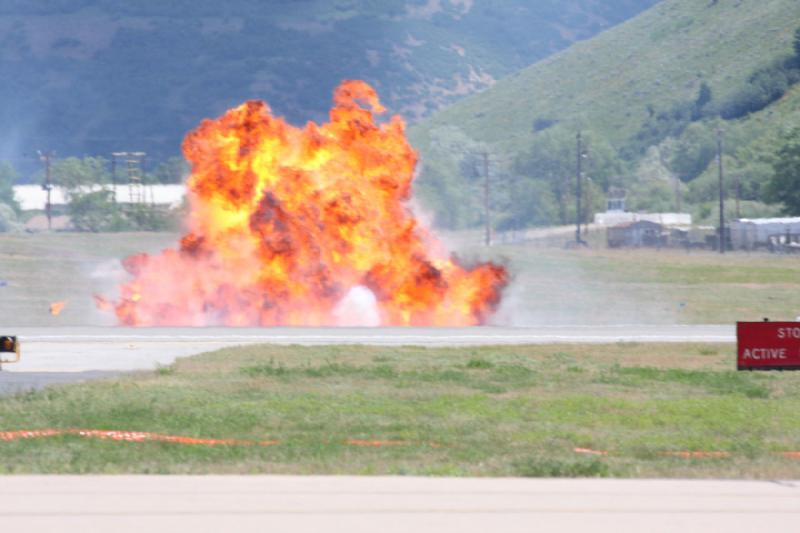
[742,348,788,360]
[777,327,800,339]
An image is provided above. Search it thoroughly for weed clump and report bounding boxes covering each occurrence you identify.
[466,358,494,369]
[512,456,610,478]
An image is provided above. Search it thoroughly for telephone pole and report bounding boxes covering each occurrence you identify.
[482,151,491,247]
[112,152,147,205]
[37,151,54,230]
[575,131,583,245]
[585,177,593,236]
[717,128,725,254]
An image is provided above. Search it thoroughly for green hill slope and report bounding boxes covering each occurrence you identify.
[413,0,800,151]
[0,0,657,169]
[410,0,800,228]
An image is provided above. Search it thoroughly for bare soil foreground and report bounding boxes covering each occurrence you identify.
[2,342,799,478]
[2,232,800,326]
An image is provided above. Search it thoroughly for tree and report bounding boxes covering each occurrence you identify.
[498,178,556,231]
[692,82,713,120]
[514,130,574,224]
[417,126,511,230]
[150,156,190,184]
[794,26,800,61]
[0,162,19,212]
[49,156,119,231]
[68,189,118,232]
[669,122,718,182]
[515,129,624,225]
[52,156,111,189]
[765,128,800,214]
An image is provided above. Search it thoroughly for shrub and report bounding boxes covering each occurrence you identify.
[719,60,800,120]
[512,456,609,477]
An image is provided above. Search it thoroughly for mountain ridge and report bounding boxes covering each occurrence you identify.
[0,0,658,171]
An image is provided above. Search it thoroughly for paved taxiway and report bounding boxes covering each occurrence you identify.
[1,476,796,533]
[6,325,734,372]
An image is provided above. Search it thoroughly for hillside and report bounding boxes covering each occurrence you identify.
[412,0,800,151]
[0,0,657,170]
[410,0,800,228]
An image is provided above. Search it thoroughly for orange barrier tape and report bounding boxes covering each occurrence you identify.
[572,448,800,459]
[347,439,410,447]
[15,432,788,458]
[0,429,279,447]
[660,451,732,459]
[0,430,438,448]
[346,439,444,448]
[573,447,609,456]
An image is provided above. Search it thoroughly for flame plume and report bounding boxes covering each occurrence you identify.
[109,81,507,326]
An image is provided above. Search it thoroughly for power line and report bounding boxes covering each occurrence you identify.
[575,131,585,246]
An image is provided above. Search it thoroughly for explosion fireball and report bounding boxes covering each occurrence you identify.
[107,81,507,326]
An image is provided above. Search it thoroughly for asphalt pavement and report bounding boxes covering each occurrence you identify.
[0,476,796,533]
[0,370,120,396]
[0,325,734,394]
[6,325,734,371]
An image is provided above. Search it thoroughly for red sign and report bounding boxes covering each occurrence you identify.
[737,322,800,370]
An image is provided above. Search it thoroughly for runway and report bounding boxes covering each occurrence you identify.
[5,325,734,372]
[0,476,796,533]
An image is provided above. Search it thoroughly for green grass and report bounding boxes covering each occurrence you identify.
[2,342,800,477]
[480,243,800,324]
[3,232,800,326]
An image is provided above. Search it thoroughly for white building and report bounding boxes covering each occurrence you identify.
[12,184,186,211]
[594,211,692,227]
[729,217,800,250]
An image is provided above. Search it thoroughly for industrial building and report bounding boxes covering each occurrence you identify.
[12,184,186,212]
[606,220,666,248]
[729,218,800,252]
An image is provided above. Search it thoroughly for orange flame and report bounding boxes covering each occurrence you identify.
[49,301,66,316]
[105,80,507,326]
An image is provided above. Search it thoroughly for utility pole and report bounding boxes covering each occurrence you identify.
[112,151,147,205]
[735,175,741,220]
[585,177,593,236]
[717,128,725,254]
[482,151,491,247]
[37,151,54,230]
[575,131,583,245]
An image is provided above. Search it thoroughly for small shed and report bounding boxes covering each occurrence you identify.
[607,220,664,248]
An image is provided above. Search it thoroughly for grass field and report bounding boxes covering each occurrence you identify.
[0,232,177,326]
[2,342,799,477]
[483,241,800,325]
[2,231,800,326]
